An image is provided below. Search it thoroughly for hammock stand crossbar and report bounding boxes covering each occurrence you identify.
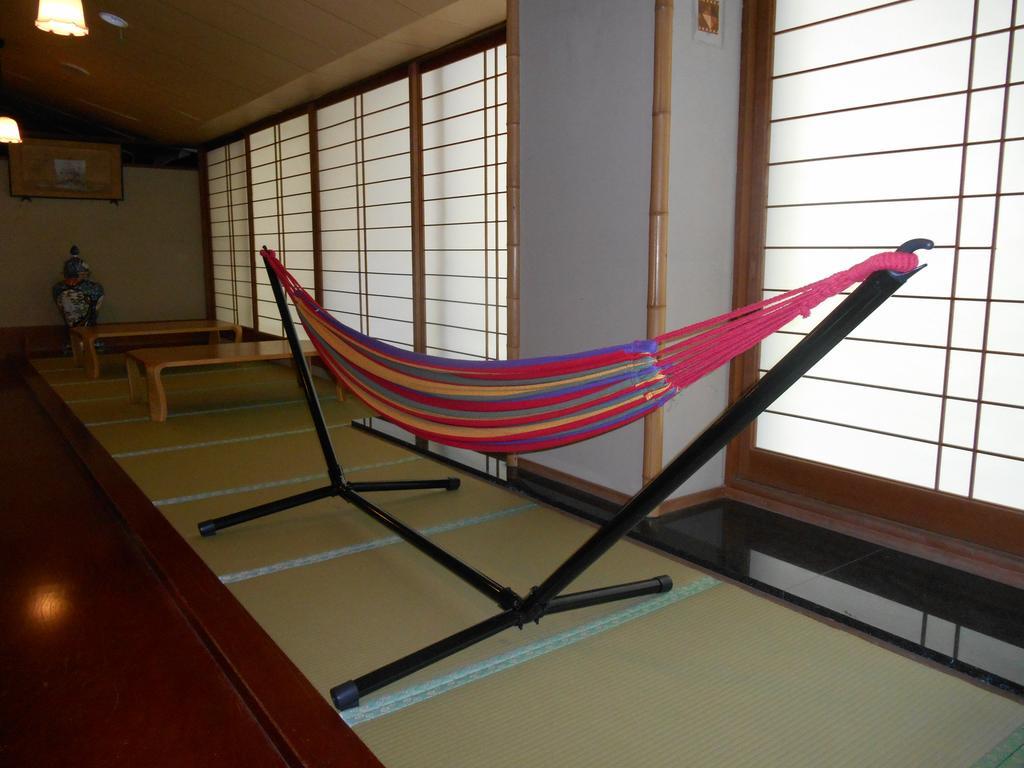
[198,239,929,710]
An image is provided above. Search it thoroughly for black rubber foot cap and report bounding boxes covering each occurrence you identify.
[655,575,673,592]
[331,681,360,710]
[198,521,217,537]
[446,477,461,491]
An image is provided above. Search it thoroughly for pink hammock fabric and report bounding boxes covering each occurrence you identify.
[265,249,917,453]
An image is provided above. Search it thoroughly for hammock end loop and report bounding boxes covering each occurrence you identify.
[874,238,933,277]
[849,249,921,284]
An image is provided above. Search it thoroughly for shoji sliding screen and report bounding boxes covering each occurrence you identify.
[249,115,314,338]
[206,140,253,327]
[732,0,1023,548]
[201,35,509,367]
[317,79,415,349]
[421,46,508,360]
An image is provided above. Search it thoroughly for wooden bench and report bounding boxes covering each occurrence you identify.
[71,320,243,379]
[126,340,345,422]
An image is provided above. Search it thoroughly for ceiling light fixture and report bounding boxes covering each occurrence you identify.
[35,0,90,37]
[98,11,128,29]
[0,116,23,144]
[0,40,23,144]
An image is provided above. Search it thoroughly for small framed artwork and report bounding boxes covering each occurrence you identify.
[8,139,123,201]
[694,0,724,47]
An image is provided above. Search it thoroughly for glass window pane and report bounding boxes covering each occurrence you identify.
[978,403,1024,458]
[768,147,962,205]
[422,53,484,97]
[964,144,1001,195]
[362,104,410,137]
[1005,85,1024,139]
[942,399,978,448]
[971,33,1011,89]
[954,249,991,299]
[986,302,1024,353]
[772,41,971,121]
[983,353,1024,405]
[770,97,968,164]
[1000,139,1024,192]
[771,377,941,441]
[938,447,973,495]
[773,0,974,78]
[755,413,939,487]
[362,79,408,113]
[973,453,1024,508]
[960,196,997,247]
[765,199,959,248]
[760,334,946,393]
[992,194,1024,300]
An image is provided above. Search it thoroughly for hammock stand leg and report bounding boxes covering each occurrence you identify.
[328,263,923,710]
[195,257,526,608]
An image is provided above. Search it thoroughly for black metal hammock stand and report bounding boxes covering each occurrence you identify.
[198,239,931,710]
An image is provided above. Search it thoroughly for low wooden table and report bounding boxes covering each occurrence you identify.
[126,340,345,422]
[71,320,242,379]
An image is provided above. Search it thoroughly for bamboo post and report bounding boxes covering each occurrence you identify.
[308,106,325,307]
[506,0,521,478]
[197,149,216,321]
[244,135,260,334]
[410,63,430,449]
[409,63,427,355]
[642,0,674,504]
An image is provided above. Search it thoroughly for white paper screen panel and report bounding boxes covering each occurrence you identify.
[248,115,313,339]
[317,79,414,349]
[421,46,508,360]
[757,1,1024,510]
[207,140,253,328]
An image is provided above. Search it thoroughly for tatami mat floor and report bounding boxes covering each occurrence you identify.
[35,353,1024,767]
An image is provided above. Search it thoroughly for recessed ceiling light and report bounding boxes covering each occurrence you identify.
[98,11,128,28]
[61,62,91,76]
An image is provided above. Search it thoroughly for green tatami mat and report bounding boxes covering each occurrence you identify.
[355,583,1024,768]
[90,397,370,454]
[163,467,531,578]
[33,353,129,381]
[53,361,280,404]
[49,376,134,402]
[118,422,412,502]
[71,376,337,424]
[227,506,706,703]
[33,354,264,383]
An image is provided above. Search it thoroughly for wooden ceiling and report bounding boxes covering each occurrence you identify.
[0,0,504,145]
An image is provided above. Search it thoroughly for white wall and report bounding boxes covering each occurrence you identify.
[1,158,206,327]
[520,0,655,493]
[663,0,742,494]
[520,0,741,496]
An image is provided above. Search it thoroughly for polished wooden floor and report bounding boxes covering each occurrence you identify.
[0,358,381,767]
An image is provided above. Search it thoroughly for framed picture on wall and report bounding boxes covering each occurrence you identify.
[8,139,123,201]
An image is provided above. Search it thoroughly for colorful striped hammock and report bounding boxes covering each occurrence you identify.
[265,248,917,454]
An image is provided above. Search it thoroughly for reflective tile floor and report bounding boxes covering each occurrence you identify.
[519,477,1024,698]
